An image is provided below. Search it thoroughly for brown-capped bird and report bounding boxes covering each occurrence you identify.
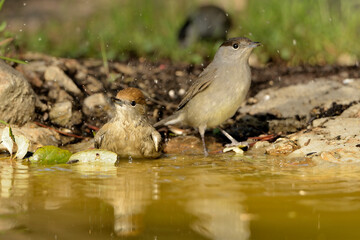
[155,37,260,156]
[94,88,161,159]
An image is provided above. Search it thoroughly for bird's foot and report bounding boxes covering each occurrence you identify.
[224,141,249,149]
[223,141,248,155]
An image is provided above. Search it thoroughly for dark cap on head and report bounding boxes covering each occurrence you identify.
[220,37,258,47]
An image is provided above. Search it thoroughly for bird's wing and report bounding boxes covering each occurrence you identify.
[177,67,216,110]
[151,131,161,152]
[94,130,106,149]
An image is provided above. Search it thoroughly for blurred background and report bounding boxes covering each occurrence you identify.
[1,0,359,65]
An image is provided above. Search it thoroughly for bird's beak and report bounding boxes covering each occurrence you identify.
[249,41,261,48]
[111,97,124,106]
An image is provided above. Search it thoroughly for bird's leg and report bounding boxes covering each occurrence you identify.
[220,128,248,148]
[198,125,208,157]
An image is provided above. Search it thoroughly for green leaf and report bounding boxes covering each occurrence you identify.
[0,56,28,64]
[0,119,8,125]
[8,124,15,143]
[30,146,72,164]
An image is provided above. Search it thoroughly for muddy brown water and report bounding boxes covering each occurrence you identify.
[1,154,360,239]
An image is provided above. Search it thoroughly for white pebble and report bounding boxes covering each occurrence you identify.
[178,88,186,96]
[168,89,176,99]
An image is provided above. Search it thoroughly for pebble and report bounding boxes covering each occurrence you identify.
[49,101,82,127]
[44,66,82,96]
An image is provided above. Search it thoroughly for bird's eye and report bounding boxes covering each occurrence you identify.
[130,101,136,106]
[232,43,239,49]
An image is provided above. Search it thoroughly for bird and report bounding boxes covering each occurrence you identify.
[94,88,161,159]
[155,37,260,156]
[178,5,231,47]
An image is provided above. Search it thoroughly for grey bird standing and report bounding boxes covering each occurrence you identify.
[178,5,231,47]
[155,37,260,156]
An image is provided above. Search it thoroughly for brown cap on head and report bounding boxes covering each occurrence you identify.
[116,88,146,105]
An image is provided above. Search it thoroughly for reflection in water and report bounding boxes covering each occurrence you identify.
[184,172,250,240]
[1,154,360,239]
[70,161,155,237]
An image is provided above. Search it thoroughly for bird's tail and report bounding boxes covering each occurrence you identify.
[154,112,184,128]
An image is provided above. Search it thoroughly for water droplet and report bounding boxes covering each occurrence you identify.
[292,39,297,45]
[38,37,42,41]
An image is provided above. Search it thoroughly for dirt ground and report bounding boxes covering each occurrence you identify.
[11,52,360,148]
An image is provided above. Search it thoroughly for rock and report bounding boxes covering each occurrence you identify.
[164,135,223,155]
[0,123,61,152]
[82,93,112,118]
[49,101,82,127]
[83,76,104,94]
[113,63,135,75]
[240,79,360,119]
[16,61,46,88]
[0,60,36,125]
[340,103,360,118]
[44,66,82,96]
[265,138,300,156]
[287,117,360,163]
[48,88,74,102]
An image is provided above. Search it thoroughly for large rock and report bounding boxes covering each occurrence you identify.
[0,60,36,125]
[241,79,360,118]
[251,117,360,163]
[289,117,360,163]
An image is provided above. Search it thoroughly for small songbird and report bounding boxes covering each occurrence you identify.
[178,5,231,47]
[155,37,260,156]
[94,88,161,159]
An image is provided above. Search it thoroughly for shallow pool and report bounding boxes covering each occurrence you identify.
[1,153,360,239]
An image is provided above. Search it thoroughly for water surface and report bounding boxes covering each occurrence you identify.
[1,154,360,239]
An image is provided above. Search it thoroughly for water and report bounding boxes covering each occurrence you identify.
[1,154,360,239]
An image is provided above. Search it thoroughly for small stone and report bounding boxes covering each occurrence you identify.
[266,138,300,156]
[0,60,36,125]
[83,76,104,94]
[113,63,135,75]
[44,66,82,96]
[82,93,112,118]
[168,89,176,99]
[175,70,185,77]
[49,101,82,127]
[48,88,74,102]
